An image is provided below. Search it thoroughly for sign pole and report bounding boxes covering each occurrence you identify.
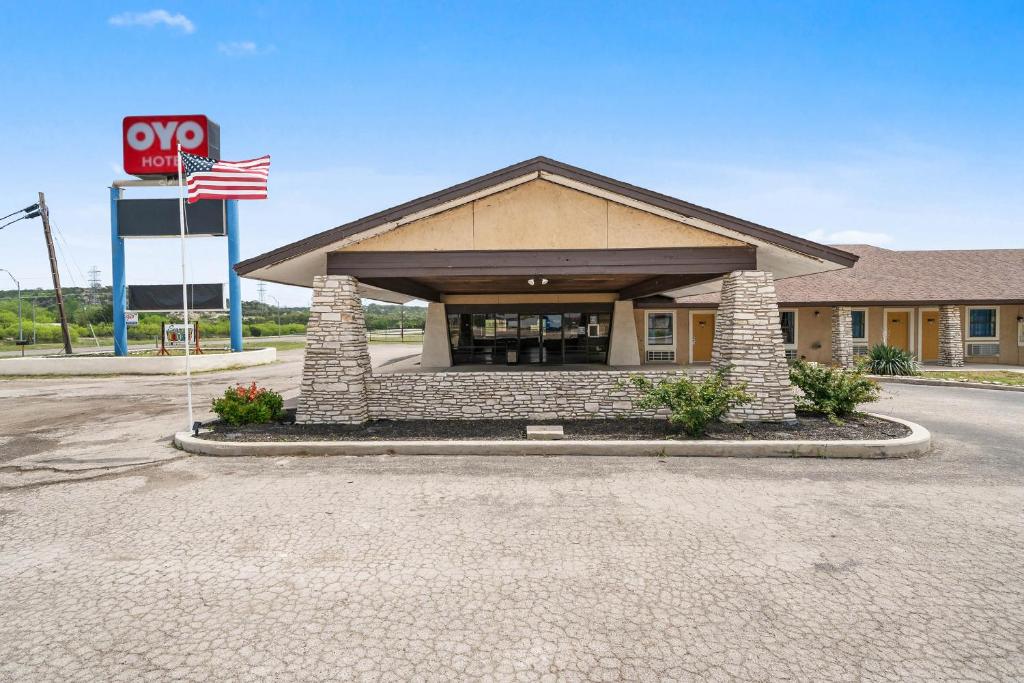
[226,200,243,352]
[110,186,128,356]
[176,144,194,429]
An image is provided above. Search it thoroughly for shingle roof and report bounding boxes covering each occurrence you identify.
[674,244,1024,306]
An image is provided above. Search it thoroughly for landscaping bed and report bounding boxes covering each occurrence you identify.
[200,411,910,443]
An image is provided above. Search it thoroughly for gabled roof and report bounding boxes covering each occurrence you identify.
[672,244,1024,306]
[235,156,857,277]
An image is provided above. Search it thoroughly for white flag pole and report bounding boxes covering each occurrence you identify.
[176,143,194,429]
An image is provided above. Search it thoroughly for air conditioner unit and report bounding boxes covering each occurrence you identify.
[852,343,869,357]
[966,343,1000,357]
[784,349,798,361]
[646,350,675,363]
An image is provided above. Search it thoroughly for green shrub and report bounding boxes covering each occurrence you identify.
[789,360,879,422]
[861,343,919,376]
[623,367,752,437]
[211,382,284,426]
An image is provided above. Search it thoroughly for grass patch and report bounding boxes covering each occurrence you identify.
[243,340,306,351]
[921,370,1024,386]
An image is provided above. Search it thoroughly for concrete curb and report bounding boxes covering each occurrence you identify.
[0,347,276,376]
[872,375,1024,393]
[173,413,930,459]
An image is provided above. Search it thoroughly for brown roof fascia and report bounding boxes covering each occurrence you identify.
[637,299,1024,309]
[235,156,858,276]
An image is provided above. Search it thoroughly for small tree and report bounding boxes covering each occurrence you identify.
[789,360,879,422]
[624,367,752,437]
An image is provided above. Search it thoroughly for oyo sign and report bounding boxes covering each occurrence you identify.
[122,115,220,177]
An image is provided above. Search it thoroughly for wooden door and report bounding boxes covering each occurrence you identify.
[920,311,939,361]
[691,313,715,362]
[886,311,910,351]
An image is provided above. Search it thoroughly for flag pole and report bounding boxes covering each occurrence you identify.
[176,143,194,429]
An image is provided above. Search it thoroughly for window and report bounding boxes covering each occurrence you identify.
[780,310,797,346]
[647,312,674,346]
[851,309,867,340]
[967,307,998,339]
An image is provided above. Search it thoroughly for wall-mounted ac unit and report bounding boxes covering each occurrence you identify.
[852,343,869,357]
[966,343,1000,357]
[646,350,675,363]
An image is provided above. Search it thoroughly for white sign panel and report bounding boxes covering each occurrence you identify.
[125,312,139,327]
[164,324,195,348]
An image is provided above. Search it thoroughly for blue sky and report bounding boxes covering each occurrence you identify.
[1,1,1022,306]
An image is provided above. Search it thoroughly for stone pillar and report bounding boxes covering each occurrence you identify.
[711,271,796,422]
[831,306,854,368]
[296,275,372,424]
[420,302,452,368]
[608,300,641,366]
[938,305,965,367]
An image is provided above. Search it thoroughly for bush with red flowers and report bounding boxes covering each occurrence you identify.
[211,382,285,426]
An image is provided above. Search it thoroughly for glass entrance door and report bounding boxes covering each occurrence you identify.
[541,314,563,364]
[518,315,541,363]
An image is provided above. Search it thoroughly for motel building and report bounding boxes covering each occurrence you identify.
[236,157,1024,425]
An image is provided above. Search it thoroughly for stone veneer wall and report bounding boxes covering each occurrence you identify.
[938,305,965,367]
[365,369,703,420]
[831,306,854,368]
[297,275,373,424]
[711,271,796,422]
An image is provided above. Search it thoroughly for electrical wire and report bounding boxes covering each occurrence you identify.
[50,223,82,288]
[0,215,28,231]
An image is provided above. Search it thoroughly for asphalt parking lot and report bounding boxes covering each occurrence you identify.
[1,359,1022,681]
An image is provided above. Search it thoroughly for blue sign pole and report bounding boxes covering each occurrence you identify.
[226,199,243,352]
[110,186,128,356]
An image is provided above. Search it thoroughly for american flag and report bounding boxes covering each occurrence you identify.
[180,152,270,203]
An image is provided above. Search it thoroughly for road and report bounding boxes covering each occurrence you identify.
[0,365,1022,680]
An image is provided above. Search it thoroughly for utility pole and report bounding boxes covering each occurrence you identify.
[38,192,73,354]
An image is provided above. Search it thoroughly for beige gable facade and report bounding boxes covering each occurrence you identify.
[341,179,742,252]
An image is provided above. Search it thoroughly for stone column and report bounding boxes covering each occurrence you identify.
[420,302,452,368]
[831,306,854,368]
[711,271,796,422]
[296,275,372,424]
[608,300,641,366]
[938,305,965,367]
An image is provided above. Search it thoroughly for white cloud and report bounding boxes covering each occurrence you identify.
[108,9,195,34]
[804,229,894,246]
[218,41,273,57]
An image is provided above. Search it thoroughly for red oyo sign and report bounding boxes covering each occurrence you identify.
[122,115,217,176]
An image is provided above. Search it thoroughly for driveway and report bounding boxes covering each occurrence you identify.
[0,379,1022,680]
[0,343,421,483]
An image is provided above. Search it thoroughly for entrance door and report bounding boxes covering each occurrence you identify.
[519,315,541,363]
[920,311,939,361]
[691,313,716,362]
[886,311,910,351]
[541,314,563,364]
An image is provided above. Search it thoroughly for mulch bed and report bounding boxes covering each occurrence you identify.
[200,411,910,442]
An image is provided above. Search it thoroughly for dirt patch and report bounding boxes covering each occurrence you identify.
[200,412,910,443]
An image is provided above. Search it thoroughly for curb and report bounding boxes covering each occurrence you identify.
[173,413,930,460]
[872,375,1024,393]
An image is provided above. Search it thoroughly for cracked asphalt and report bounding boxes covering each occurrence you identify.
[1,361,1023,680]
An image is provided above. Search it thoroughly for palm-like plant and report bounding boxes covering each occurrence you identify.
[861,344,919,376]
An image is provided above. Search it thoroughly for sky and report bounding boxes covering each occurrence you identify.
[1,1,1022,306]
